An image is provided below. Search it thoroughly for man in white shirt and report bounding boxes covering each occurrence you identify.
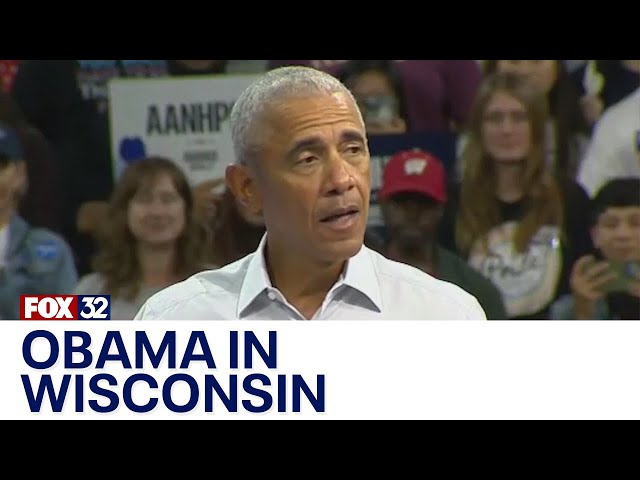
[577,87,640,197]
[134,66,486,320]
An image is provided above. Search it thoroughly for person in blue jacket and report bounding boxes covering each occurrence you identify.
[0,123,78,319]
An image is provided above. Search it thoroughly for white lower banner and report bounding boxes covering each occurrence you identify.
[1,321,639,420]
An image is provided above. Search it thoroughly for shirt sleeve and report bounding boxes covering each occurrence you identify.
[465,296,488,320]
[133,301,157,320]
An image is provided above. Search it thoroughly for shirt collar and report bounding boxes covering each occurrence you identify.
[340,244,383,313]
[237,234,383,317]
[237,234,273,317]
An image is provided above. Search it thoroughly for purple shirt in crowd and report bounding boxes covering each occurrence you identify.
[268,60,482,132]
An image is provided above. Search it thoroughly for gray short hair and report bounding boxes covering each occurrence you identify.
[230,66,364,167]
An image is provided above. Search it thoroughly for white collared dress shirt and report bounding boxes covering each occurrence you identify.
[133,236,487,321]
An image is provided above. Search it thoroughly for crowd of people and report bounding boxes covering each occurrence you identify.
[0,59,638,320]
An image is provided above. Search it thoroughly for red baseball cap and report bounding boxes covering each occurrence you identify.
[378,149,447,203]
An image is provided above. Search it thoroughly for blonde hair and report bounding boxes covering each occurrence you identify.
[455,73,564,255]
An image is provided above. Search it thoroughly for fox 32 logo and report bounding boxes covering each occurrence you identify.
[20,295,111,320]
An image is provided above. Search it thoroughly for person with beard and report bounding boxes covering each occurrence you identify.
[550,178,640,320]
[367,149,507,320]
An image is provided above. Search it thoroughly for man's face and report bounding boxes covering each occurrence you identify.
[592,206,640,261]
[249,92,370,265]
[381,192,443,251]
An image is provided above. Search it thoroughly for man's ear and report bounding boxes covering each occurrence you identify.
[225,163,262,216]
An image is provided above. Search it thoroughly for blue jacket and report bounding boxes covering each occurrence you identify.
[0,215,78,319]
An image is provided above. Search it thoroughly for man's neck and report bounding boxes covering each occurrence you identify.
[265,239,347,320]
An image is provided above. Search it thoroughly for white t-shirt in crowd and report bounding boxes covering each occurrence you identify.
[577,87,640,197]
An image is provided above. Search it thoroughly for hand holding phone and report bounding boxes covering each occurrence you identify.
[572,255,617,299]
[571,255,617,319]
[601,260,640,294]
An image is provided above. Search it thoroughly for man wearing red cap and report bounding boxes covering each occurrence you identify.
[370,149,507,319]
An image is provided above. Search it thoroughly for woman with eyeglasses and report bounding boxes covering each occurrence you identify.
[439,73,593,320]
[482,60,591,180]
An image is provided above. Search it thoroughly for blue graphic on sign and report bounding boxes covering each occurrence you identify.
[119,137,147,164]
